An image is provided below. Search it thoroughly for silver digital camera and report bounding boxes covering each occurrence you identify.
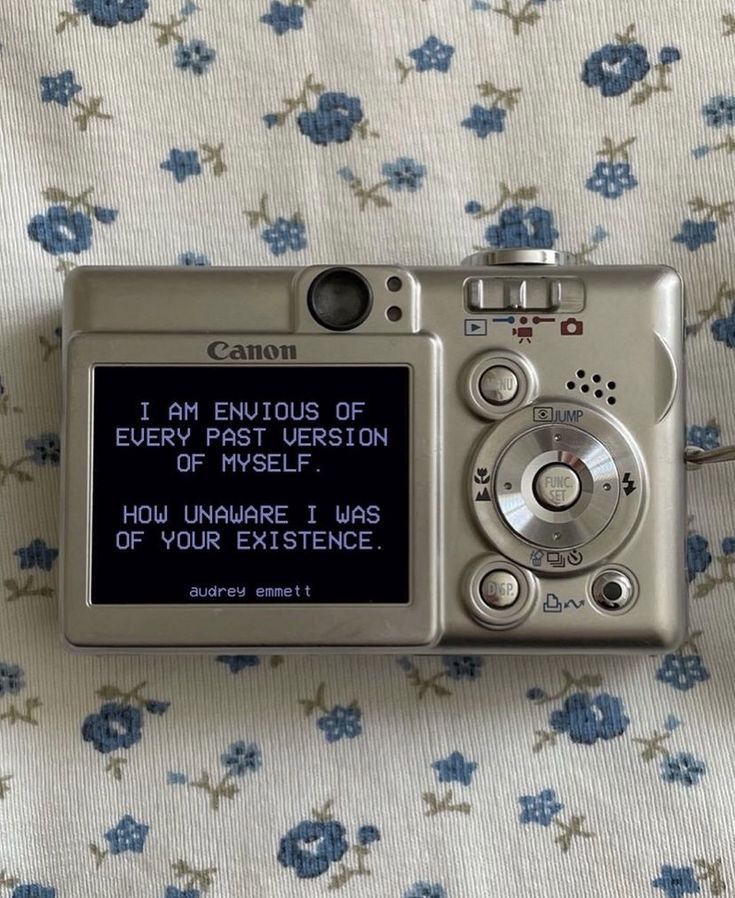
[60,249,687,653]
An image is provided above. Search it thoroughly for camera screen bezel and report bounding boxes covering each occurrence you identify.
[61,332,439,649]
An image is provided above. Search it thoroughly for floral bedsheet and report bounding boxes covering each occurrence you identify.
[0,2,733,896]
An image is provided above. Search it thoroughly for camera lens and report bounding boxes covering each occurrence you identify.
[307,268,373,331]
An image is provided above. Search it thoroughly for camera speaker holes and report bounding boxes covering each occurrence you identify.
[565,370,618,404]
[386,305,403,322]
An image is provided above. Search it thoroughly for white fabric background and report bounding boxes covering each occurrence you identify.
[0,1,733,895]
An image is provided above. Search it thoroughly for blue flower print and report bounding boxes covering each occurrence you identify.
[297,91,364,145]
[165,889,199,898]
[403,883,447,898]
[261,1,304,35]
[652,865,701,898]
[14,539,58,571]
[702,95,735,128]
[673,220,717,252]
[660,752,706,787]
[659,46,681,64]
[549,691,630,744]
[25,433,60,466]
[462,104,506,138]
[220,740,262,776]
[317,705,362,743]
[687,424,720,451]
[723,537,735,555]
[582,42,650,98]
[178,251,210,266]
[11,887,56,898]
[40,71,82,107]
[73,0,149,27]
[526,686,546,701]
[656,654,710,692]
[217,654,260,672]
[485,205,559,250]
[144,699,170,715]
[175,40,216,76]
[686,534,711,582]
[93,206,118,224]
[262,216,307,256]
[0,663,24,696]
[357,825,380,846]
[464,200,482,215]
[104,815,149,854]
[27,206,92,255]
[712,304,735,348]
[82,702,143,753]
[161,149,202,183]
[382,158,426,192]
[432,751,477,786]
[442,655,483,680]
[408,36,455,74]
[586,162,637,200]
[278,819,349,878]
[518,788,563,826]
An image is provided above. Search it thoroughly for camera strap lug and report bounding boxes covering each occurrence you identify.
[685,445,735,469]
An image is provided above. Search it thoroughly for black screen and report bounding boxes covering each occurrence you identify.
[90,365,410,604]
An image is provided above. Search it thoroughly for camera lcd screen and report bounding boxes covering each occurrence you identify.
[90,365,410,605]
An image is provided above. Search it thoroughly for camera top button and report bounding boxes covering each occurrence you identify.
[532,463,582,511]
[479,365,519,405]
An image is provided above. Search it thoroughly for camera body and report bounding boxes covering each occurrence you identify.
[60,250,687,653]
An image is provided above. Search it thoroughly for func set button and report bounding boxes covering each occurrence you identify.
[532,463,582,511]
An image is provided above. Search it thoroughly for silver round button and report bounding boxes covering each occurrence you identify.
[479,366,519,406]
[479,569,521,609]
[591,570,635,610]
[532,463,582,511]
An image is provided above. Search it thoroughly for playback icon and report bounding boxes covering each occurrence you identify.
[464,319,487,336]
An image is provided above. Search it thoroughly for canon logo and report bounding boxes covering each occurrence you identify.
[207,341,297,361]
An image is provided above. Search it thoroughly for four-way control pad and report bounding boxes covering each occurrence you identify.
[469,401,644,575]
